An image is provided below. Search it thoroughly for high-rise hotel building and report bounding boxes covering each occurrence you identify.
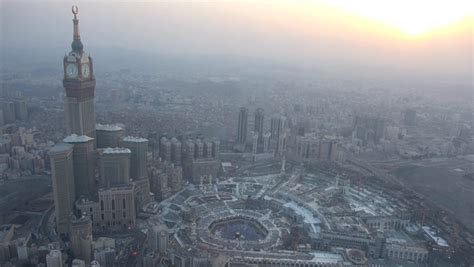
[63,6,96,141]
[50,7,150,236]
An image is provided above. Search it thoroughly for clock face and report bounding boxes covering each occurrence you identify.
[82,64,91,78]
[66,64,78,78]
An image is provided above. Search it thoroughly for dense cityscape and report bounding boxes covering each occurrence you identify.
[1,3,473,267]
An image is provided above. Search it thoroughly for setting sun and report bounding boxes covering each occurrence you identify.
[314,0,472,35]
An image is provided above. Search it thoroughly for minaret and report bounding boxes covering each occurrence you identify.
[280,155,286,175]
[63,6,96,142]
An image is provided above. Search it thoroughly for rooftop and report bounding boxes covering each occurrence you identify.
[422,226,449,247]
[63,134,94,143]
[103,147,131,154]
[231,250,343,264]
[49,143,74,154]
[122,136,148,143]
[96,123,123,131]
[309,251,344,263]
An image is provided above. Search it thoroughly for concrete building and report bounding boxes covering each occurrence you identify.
[0,110,4,126]
[149,158,183,201]
[75,185,136,231]
[364,216,409,232]
[99,148,131,186]
[143,253,158,267]
[251,131,258,161]
[133,178,151,210]
[226,251,345,267]
[204,140,213,158]
[294,135,319,161]
[0,223,32,263]
[46,250,63,267]
[194,139,204,158]
[49,143,76,235]
[384,242,428,263]
[236,107,249,147]
[190,159,220,184]
[276,132,287,157]
[263,132,271,153]
[69,215,92,263]
[319,138,337,161]
[148,224,169,254]
[159,137,171,162]
[93,247,115,267]
[320,230,375,251]
[270,115,287,142]
[64,134,95,197]
[179,138,220,184]
[13,99,28,121]
[170,137,182,166]
[254,108,265,153]
[1,101,15,124]
[352,115,385,145]
[0,224,15,262]
[183,139,195,161]
[149,165,171,201]
[212,140,220,158]
[95,124,123,148]
[121,136,148,180]
[16,242,28,261]
[97,185,136,229]
[181,139,195,183]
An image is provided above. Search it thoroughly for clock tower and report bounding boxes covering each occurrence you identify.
[63,6,96,140]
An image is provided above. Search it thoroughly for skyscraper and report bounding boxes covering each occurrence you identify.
[276,132,287,157]
[170,137,181,166]
[64,134,95,197]
[49,143,75,235]
[271,115,287,153]
[212,140,220,158]
[159,137,171,162]
[63,6,96,140]
[13,99,28,121]
[252,131,258,161]
[195,139,204,158]
[121,136,148,181]
[236,107,249,145]
[318,138,338,161]
[51,6,144,234]
[99,148,131,186]
[120,137,151,212]
[270,115,287,141]
[254,108,265,153]
[1,101,15,124]
[204,140,213,158]
[96,124,124,148]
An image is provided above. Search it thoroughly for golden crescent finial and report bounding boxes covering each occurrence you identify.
[72,5,79,15]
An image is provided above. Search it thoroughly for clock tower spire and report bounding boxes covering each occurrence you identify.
[71,5,83,53]
[63,5,96,142]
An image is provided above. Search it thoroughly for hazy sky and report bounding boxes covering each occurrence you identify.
[1,0,472,84]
